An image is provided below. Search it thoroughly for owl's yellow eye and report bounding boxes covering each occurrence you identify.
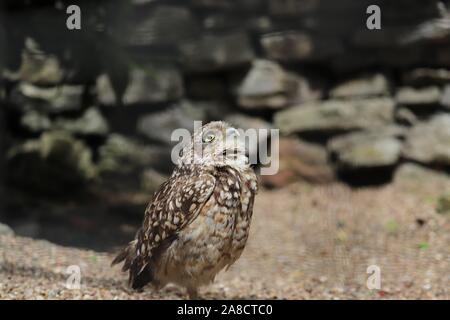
[203,133,215,143]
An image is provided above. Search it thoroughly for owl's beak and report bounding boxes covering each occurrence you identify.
[223,127,249,160]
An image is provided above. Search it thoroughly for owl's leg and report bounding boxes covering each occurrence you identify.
[187,287,199,300]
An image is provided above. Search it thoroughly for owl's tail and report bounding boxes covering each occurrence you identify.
[111,240,153,290]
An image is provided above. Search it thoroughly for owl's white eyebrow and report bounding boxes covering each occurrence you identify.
[226,128,240,137]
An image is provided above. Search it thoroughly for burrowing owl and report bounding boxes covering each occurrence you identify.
[112,121,258,298]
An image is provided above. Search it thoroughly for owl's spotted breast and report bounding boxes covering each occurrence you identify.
[154,165,257,291]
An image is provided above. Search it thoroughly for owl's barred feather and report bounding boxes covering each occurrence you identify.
[112,121,258,298]
[112,169,216,288]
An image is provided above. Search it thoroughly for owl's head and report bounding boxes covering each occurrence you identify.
[179,121,249,169]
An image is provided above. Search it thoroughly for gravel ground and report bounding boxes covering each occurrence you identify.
[0,176,449,299]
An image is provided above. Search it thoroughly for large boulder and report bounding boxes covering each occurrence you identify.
[20,107,109,136]
[393,163,450,197]
[98,134,171,192]
[17,38,64,86]
[96,74,118,106]
[11,82,84,114]
[260,137,335,188]
[274,97,395,135]
[96,64,184,106]
[330,73,390,99]
[261,30,343,62]
[200,12,272,33]
[394,163,450,185]
[328,129,403,169]
[137,100,207,145]
[180,32,255,72]
[395,106,419,126]
[131,65,184,105]
[122,5,200,47]
[98,134,169,174]
[0,223,14,236]
[20,109,52,133]
[403,114,450,165]
[402,68,450,87]
[123,66,184,105]
[236,59,322,109]
[7,131,96,195]
[395,86,442,111]
[53,107,109,137]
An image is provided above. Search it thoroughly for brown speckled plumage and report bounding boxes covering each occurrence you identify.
[112,121,258,298]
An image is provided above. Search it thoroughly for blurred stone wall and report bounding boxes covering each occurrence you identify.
[1,0,450,201]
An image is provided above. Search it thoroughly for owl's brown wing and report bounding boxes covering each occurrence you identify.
[112,169,216,289]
